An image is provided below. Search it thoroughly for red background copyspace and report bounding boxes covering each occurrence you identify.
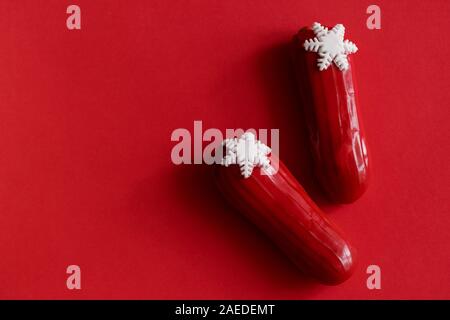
[0,0,449,299]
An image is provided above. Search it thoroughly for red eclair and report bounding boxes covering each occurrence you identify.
[292,22,370,203]
[216,132,356,285]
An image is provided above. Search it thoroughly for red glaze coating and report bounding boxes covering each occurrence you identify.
[216,155,357,285]
[292,27,370,203]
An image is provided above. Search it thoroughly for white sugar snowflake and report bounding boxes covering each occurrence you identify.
[303,22,358,71]
[221,132,271,178]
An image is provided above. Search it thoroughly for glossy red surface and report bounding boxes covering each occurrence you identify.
[292,27,370,204]
[216,156,357,285]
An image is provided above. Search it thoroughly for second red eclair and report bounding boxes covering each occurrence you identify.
[216,132,356,285]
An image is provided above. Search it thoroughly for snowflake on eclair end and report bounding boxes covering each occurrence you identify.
[221,132,271,178]
[303,22,358,71]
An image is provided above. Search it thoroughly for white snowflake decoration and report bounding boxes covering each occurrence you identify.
[303,22,358,71]
[221,132,271,178]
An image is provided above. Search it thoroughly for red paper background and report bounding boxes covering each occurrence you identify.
[0,0,449,299]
